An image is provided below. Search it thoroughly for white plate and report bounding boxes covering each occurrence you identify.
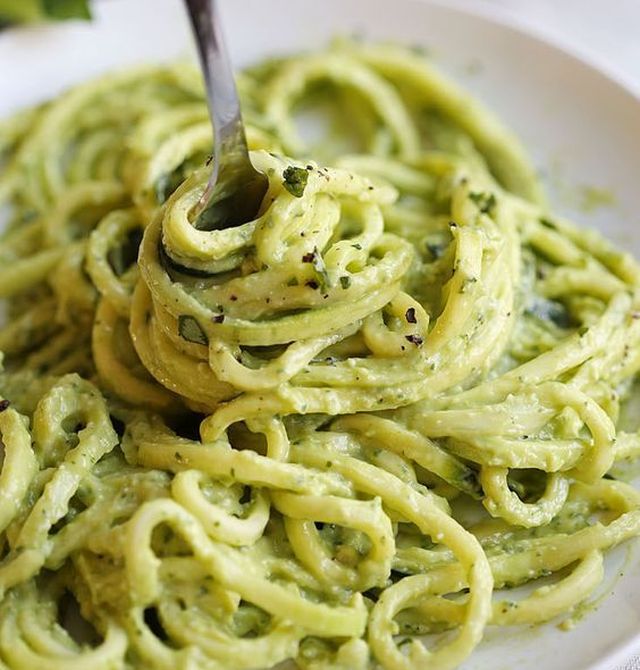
[1,1,640,668]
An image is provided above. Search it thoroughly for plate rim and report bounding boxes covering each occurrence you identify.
[420,0,640,101]
[1,1,640,668]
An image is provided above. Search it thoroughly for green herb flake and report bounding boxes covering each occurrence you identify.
[469,191,497,215]
[301,246,330,290]
[405,334,424,346]
[426,241,447,259]
[178,315,209,346]
[107,228,143,277]
[339,276,351,289]
[460,276,478,293]
[578,185,615,213]
[155,163,187,204]
[282,166,309,198]
[0,0,91,23]
[526,298,574,329]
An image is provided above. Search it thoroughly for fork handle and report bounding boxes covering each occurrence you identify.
[184,0,248,186]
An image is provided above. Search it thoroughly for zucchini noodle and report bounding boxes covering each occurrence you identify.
[0,40,639,669]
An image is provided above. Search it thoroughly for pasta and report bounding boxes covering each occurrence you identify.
[0,40,639,669]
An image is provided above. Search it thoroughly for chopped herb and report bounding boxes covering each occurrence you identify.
[155,160,190,204]
[230,295,238,301]
[286,277,299,287]
[460,469,482,499]
[175,451,184,462]
[301,246,330,290]
[539,217,557,229]
[352,243,362,250]
[0,0,91,23]
[410,43,431,56]
[460,276,478,293]
[340,276,351,289]
[0,400,10,413]
[426,241,447,259]
[212,314,225,324]
[469,191,497,215]
[526,298,574,329]
[305,280,319,290]
[178,315,209,346]
[158,241,216,279]
[405,334,424,346]
[45,0,92,19]
[107,228,143,277]
[282,166,309,198]
[405,307,417,323]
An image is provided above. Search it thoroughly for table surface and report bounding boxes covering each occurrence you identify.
[446,3,639,668]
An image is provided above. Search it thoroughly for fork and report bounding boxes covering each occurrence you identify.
[184,0,269,230]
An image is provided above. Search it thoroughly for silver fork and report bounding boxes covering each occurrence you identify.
[184,0,268,230]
